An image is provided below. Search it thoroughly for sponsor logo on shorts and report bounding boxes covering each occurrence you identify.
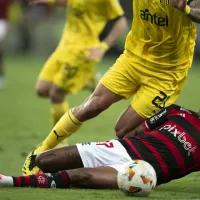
[159,124,197,156]
[140,9,168,26]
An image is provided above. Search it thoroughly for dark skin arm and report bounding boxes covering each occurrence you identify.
[188,0,200,23]
[169,0,200,23]
[169,0,187,11]
[124,123,145,138]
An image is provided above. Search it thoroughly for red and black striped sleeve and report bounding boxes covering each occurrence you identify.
[144,104,181,131]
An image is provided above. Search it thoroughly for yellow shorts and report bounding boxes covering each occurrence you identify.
[101,51,188,118]
[39,46,97,94]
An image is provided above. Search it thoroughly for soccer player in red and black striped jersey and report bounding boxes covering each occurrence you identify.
[0,104,200,190]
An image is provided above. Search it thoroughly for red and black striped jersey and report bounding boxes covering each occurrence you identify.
[119,104,200,185]
[0,0,11,20]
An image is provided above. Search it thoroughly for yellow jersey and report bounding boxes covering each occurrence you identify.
[125,0,196,71]
[58,0,124,48]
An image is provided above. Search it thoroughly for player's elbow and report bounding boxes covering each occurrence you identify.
[115,127,126,139]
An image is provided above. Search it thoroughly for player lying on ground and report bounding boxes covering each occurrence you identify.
[2,104,200,189]
[23,0,200,175]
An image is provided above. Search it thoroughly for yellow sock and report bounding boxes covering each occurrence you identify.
[36,109,83,152]
[51,102,69,126]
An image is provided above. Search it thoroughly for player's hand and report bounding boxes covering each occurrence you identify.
[86,47,105,62]
[28,0,49,5]
[169,0,187,11]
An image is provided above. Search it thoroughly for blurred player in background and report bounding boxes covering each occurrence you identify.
[28,0,127,141]
[0,0,12,89]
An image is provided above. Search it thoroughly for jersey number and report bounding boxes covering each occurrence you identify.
[152,91,169,109]
[64,64,78,79]
[96,141,114,148]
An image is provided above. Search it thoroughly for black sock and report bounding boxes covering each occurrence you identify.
[12,171,70,188]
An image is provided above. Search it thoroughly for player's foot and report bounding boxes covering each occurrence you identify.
[0,174,13,187]
[22,151,40,176]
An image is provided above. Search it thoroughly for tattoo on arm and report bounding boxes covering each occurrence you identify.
[188,0,200,23]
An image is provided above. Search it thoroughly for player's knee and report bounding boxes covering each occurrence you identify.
[80,172,94,187]
[35,85,49,98]
[72,170,94,187]
[49,87,66,103]
[35,152,53,170]
[115,126,127,139]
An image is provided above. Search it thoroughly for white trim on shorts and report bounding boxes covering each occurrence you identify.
[76,140,132,172]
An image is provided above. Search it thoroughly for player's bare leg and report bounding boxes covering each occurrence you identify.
[35,80,53,98]
[36,146,83,172]
[73,83,123,121]
[0,167,118,189]
[49,84,67,104]
[22,83,122,175]
[5,146,118,189]
[36,80,69,126]
[115,105,145,138]
[68,167,118,189]
[35,147,118,188]
[36,80,69,143]
[22,81,69,175]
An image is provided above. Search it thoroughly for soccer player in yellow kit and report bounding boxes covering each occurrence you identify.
[29,0,127,126]
[23,0,200,175]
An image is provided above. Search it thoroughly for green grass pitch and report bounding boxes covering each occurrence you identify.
[0,56,200,200]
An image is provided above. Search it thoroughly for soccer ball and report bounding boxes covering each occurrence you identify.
[117,160,157,197]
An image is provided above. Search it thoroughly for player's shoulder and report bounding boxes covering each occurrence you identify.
[166,104,199,119]
[167,104,192,114]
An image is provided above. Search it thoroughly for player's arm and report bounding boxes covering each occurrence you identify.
[102,16,127,51]
[124,106,173,138]
[169,0,187,11]
[124,123,145,138]
[187,0,200,23]
[170,0,200,23]
[28,0,67,7]
[86,16,127,62]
